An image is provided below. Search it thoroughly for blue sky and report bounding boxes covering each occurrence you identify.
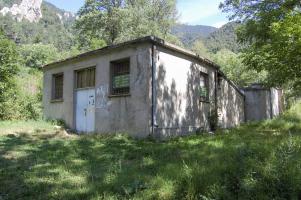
[47,0,228,28]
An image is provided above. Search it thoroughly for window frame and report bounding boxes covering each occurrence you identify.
[199,72,209,103]
[51,73,64,102]
[75,66,96,90]
[109,58,131,97]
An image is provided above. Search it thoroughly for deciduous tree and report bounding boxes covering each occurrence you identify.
[75,0,178,46]
[220,0,301,93]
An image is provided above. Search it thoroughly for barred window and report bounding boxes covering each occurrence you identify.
[199,72,209,102]
[52,73,63,100]
[76,67,95,89]
[110,59,130,95]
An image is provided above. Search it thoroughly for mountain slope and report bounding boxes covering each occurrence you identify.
[0,1,242,54]
[204,22,244,53]
[0,0,42,22]
[172,22,244,54]
[0,0,75,50]
[172,24,217,46]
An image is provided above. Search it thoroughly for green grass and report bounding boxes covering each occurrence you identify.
[1,103,301,200]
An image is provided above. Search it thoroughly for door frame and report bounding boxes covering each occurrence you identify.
[75,89,96,133]
[73,66,97,133]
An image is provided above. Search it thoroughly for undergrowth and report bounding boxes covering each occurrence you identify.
[0,103,301,200]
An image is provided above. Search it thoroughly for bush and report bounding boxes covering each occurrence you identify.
[0,41,43,120]
[17,68,43,120]
[19,43,60,69]
[0,30,20,120]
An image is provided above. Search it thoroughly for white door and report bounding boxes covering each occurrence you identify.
[76,89,95,133]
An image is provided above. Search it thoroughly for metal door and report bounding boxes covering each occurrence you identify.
[76,89,95,133]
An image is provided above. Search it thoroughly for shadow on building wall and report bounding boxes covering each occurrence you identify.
[155,63,210,138]
[217,78,245,129]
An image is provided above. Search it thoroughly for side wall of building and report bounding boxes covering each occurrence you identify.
[217,77,245,128]
[43,43,152,138]
[154,46,216,138]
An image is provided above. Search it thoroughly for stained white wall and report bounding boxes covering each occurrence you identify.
[243,88,283,121]
[154,46,215,137]
[217,78,245,128]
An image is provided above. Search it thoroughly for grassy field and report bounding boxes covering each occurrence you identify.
[1,103,301,200]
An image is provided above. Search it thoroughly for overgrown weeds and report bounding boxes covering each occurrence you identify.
[0,103,301,199]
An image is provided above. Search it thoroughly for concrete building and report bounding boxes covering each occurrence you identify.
[43,36,246,138]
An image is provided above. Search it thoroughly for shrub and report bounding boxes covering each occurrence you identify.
[0,30,21,120]
[19,43,60,69]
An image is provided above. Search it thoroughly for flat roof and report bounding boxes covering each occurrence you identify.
[44,36,244,97]
[44,36,219,69]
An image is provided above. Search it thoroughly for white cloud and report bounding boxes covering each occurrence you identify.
[213,21,227,28]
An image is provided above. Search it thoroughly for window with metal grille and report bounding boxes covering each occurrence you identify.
[76,67,95,89]
[199,72,209,102]
[52,73,64,100]
[110,59,130,95]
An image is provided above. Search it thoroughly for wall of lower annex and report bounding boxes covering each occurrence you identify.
[243,88,283,121]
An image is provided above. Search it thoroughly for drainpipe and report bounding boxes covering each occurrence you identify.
[243,93,247,123]
[214,71,218,128]
[151,45,157,136]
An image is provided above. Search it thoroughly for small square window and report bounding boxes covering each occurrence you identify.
[110,59,130,95]
[199,72,209,102]
[52,73,64,100]
[76,67,95,89]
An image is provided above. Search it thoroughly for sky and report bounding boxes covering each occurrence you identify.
[47,0,229,28]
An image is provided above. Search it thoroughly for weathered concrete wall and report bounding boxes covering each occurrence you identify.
[154,46,216,137]
[94,44,152,138]
[43,43,152,138]
[217,77,245,128]
[43,64,75,128]
[243,87,283,121]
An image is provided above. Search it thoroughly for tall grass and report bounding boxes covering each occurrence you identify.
[0,102,301,200]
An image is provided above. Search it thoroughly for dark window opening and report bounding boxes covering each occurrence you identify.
[199,72,209,102]
[52,73,64,100]
[217,74,223,90]
[76,67,95,89]
[110,58,130,95]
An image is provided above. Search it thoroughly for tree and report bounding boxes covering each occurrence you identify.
[191,39,264,87]
[212,49,266,87]
[75,0,126,45]
[243,14,301,94]
[121,0,178,41]
[0,31,21,120]
[192,39,211,59]
[220,0,301,93]
[19,44,60,68]
[75,0,178,46]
